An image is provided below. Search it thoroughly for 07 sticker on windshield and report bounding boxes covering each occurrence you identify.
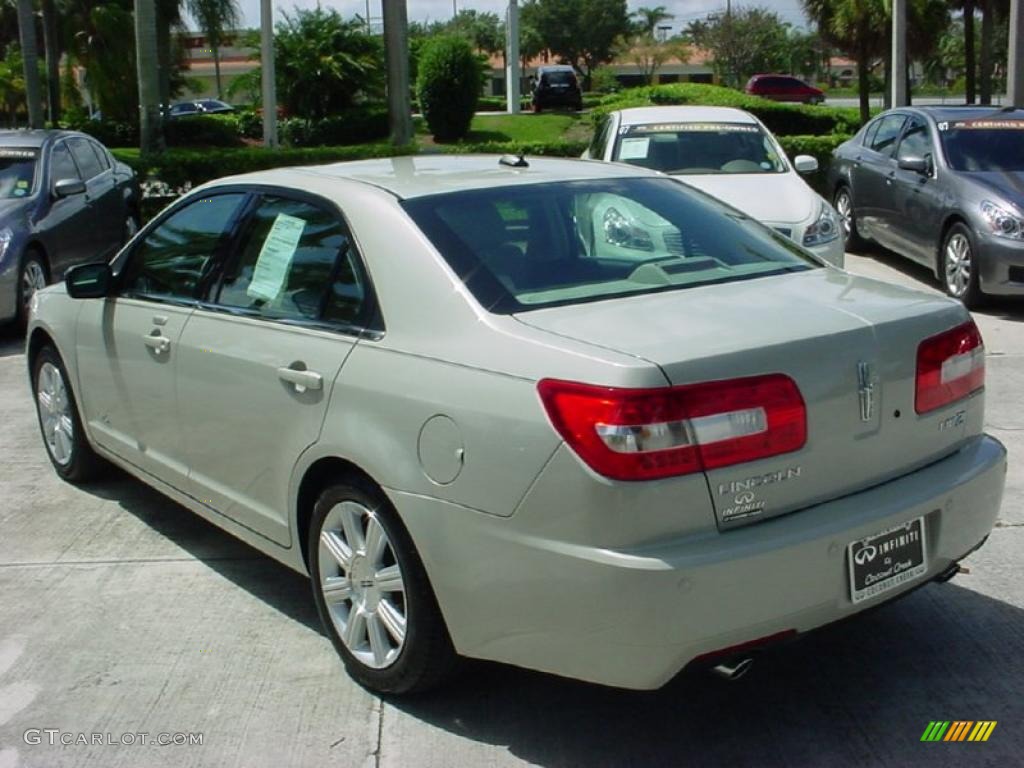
[247,213,306,302]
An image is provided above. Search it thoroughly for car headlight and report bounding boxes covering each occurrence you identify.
[0,228,12,261]
[802,203,840,247]
[603,207,654,252]
[980,200,1024,240]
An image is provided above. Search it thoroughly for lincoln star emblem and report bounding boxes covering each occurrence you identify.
[857,361,876,422]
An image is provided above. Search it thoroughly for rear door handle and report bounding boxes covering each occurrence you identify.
[142,334,170,354]
[277,365,323,393]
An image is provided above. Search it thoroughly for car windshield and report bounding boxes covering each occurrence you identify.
[613,123,786,175]
[402,177,816,313]
[0,148,38,198]
[938,118,1024,172]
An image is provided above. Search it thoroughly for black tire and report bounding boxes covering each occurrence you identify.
[833,185,866,251]
[308,478,456,695]
[16,249,48,331]
[31,345,104,482]
[941,222,984,309]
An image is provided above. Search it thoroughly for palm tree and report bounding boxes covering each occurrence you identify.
[134,0,163,152]
[633,5,673,36]
[15,0,44,126]
[187,0,241,100]
[40,0,59,121]
[953,0,976,102]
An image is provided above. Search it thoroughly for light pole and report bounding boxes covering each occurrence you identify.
[1009,0,1024,104]
[260,0,277,147]
[506,0,520,114]
[383,0,412,145]
[891,0,907,106]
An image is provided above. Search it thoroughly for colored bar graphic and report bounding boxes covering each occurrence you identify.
[921,721,996,742]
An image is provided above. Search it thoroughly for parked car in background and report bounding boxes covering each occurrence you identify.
[28,156,1003,695]
[0,130,138,328]
[585,106,844,266]
[745,74,825,105]
[829,105,1024,307]
[167,99,235,118]
[531,65,583,112]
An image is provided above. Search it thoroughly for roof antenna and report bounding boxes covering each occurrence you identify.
[499,154,529,168]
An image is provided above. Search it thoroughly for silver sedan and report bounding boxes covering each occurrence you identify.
[27,156,1005,694]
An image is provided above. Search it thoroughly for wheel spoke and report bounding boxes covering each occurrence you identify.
[342,606,367,649]
[377,598,407,644]
[364,515,387,567]
[374,564,404,593]
[321,575,352,604]
[340,504,366,554]
[320,529,353,572]
[366,613,390,666]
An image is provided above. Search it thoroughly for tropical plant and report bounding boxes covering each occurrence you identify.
[633,5,673,36]
[15,0,44,126]
[625,34,688,85]
[684,6,793,89]
[528,0,631,88]
[134,0,163,152]
[416,35,484,142]
[186,0,241,99]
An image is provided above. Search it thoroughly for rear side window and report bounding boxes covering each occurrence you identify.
[121,193,247,301]
[868,115,906,157]
[68,138,103,179]
[215,196,368,325]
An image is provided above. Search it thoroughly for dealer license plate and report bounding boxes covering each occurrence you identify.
[847,517,927,603]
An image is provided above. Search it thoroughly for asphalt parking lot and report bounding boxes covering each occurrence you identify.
[0,247,1022,768]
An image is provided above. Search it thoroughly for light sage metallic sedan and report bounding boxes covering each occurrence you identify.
[27,156,1006,694]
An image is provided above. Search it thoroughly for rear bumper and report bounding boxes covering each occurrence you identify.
[394,434,1006,690]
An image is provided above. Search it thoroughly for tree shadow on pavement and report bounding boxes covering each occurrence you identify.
[0,324,24,359]
[389,582,1024,768]
[79,467,322,635]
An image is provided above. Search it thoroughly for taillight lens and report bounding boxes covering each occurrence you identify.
[537,374,806,481]
[915,320,985,414]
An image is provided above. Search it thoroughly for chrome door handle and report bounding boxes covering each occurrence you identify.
[142,334,170,354]
[277,366,323,392]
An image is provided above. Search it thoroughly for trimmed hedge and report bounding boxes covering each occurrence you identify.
[594,83,863,136]
[438,139,589,157]
[416,36,484,141]
[165,115,243,148]
[279,107,389,147]
[113,143,417,192]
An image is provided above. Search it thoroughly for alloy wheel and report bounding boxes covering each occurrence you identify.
[317,501,407,669]
[36,361,74,466]
[945,232,972,297]
[835,190,853,240]
[21,260,46,313]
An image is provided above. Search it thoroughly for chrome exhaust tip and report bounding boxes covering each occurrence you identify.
[935,562,962,583]
[711,657,754,681]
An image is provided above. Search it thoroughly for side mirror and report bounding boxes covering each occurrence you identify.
[898,155,929,174]
[54,178,86,198]
[65,262,113,299]
[793,155,819,174]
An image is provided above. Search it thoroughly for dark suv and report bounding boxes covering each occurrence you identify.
[532,66,583,113]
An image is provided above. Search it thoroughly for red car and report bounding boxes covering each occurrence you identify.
[745,74,825,105]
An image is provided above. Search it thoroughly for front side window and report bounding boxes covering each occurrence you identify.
[868,115,907,157]
[613,122,786,175]
[215,196,367,324]
[68,138,104,179]
[896,117,932,161]
[403,178,816,313]
[120,193,247,301]
[0,147,38,198]
[938,117,1024,172]
[49,143,80,186]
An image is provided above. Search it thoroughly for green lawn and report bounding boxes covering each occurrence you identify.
[415,112,587,146]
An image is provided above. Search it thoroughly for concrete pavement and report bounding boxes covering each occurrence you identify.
[0,249,1022,767]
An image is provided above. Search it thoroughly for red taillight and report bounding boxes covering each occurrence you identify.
[915,320,985,414]
[537,374,806,481]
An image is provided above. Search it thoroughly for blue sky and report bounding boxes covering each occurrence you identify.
[228,0,812,34]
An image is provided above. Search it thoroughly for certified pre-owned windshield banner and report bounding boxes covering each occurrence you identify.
[625,123,759,134]
[938,119,1024,131]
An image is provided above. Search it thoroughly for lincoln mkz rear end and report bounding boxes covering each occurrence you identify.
[398,171,1006,690]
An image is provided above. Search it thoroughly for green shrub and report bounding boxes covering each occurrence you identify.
[593,83,863,136]
[777,134,851,195]
[165,115,243,148]
[279,106,389,147]
[416,35,485,142]
[113,143,417,192]
[71,119,139,147]
[438,139,588,157]
[235,109,264,140]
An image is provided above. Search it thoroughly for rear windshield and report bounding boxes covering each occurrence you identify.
[401,178,816,313]
[613,123,786,175]
[541,71,576,86]
[0,148,38,199]
[938,118,1024,172]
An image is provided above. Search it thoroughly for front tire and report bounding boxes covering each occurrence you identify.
[17,250,48,331]
[309,479,456,695]
[32,345,104,482]
[833,185,866,251]
[942,222,984,308]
